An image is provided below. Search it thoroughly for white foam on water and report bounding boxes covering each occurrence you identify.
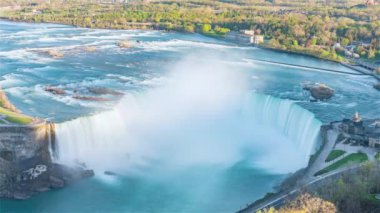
[0,73,28,88]
[55,55,321,176]
[0,49,55,64]
[33,85,113,108]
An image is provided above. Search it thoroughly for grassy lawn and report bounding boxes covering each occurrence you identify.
[315,153,368,176]
[0,106,33,125]
[325,150,346,162]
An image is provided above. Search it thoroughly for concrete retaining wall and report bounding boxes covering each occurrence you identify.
[0,121,55,198]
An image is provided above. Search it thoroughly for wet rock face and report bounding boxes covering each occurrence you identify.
[0,122,94,199]
[303,83,334,101]
[44,86,66,95]
[36,49,64,59]
[0,123,53,198]
[117,40,132,48]
[88,87,123,96]
[374,83,380,91]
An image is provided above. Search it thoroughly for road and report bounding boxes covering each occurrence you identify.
[0,115,10,124]
[237,163,364,213]
[237,125,369,213]
[301,130,338,182]
[246,58,366,76]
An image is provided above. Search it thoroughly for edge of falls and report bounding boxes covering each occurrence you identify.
[53,93,322,174]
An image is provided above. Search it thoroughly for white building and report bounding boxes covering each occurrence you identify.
[225,30,264,45]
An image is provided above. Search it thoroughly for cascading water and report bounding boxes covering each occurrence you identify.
[242,94,322,158]
[54,57,322,175]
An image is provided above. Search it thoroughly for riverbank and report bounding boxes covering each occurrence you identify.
[0,87,35,125]
[0,89,95,200]
[240,116,380,212]
[0,16,363,70]
[1,16,375,80]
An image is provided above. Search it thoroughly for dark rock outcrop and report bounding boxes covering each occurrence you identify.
[0,122,94,199]
[104,171,117,176]
[49,175,64,188]
[83,46,97,52]
[88,87,123,96]
[117,40,132,48]
[44,86,66,95]
[36,49,64,59]
[374,83,380,91]
[303,83,334,101]
[73,95,109,102]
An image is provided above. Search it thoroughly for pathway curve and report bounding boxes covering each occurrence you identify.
[0,115,10,124]
[301,129,338,183]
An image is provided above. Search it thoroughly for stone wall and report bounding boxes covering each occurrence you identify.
[0,121,55,199]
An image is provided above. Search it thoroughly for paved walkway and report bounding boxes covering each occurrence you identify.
[248,58,365,75]
[0,115,10,124]
[239,162,365,213]
[301,129,338,183]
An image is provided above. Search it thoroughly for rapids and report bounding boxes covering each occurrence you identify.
[1,20,379,212]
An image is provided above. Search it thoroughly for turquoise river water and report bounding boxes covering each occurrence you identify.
[0,20,379,213]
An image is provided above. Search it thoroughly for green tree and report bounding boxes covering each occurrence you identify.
[293,40,299,47]
[184,24,195,33]
[341,38,350,46]
[201,24,211,33]
[368,48,375,59]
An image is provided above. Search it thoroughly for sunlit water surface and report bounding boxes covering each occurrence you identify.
[0,20,379,213]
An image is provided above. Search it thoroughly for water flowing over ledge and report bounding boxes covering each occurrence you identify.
[243,94,322,158]
[54,92,321,175]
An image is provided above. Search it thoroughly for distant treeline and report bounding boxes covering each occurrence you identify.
[308,161,380,213]
[1,0,380,62]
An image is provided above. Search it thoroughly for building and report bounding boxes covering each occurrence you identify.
[253,35,264,45]
[367,120,380,148]
[224,32,253,44]
[369,135,380,148]
[339,113,380,148]
[333,43,341,49]
[340,112,365,136]
[225,30,264,45]
[365,0,376,6]
[241,30,255,36]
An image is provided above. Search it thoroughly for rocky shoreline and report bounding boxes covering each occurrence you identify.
[0,121,95,200]
[0,88,94,200]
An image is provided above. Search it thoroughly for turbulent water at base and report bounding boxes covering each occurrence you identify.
[55,92,321,174]
[1,20,379,213]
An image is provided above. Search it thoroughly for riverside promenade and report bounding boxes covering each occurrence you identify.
[237,163,365,213]
[248,58,366,76]
[238,117,380,213]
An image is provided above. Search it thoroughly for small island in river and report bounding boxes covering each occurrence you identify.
[0,1,379,212]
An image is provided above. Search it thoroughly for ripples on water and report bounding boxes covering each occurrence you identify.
[0,20,379,213]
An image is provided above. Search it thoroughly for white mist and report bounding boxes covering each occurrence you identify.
[55,54,321,175]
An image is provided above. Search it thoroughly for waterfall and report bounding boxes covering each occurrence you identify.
[54,92,321,174]
[53,57,321,174]
[242,94,322,160]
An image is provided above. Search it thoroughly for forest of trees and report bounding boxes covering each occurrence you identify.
[258,160,380,213]
[306,161,380,213]
[1,0,379,62]
[258,193,337,213]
